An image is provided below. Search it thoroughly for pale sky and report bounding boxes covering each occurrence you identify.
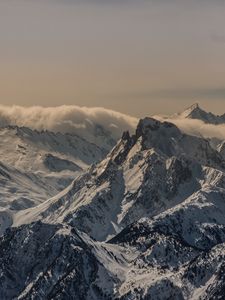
[0,0,225,117]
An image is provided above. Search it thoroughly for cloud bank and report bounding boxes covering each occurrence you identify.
[0,105,225,146]
[0,105,138,140]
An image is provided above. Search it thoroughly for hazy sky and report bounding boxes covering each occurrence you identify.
[0,0,225,116]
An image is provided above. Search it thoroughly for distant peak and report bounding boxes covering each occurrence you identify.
[184,103,202,113]
[179,103,205,119]
[178,103,225,124]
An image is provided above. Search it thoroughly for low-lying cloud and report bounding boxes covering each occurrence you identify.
[0,105,138,141]
[155,116,225,142]
[0,105,225,146]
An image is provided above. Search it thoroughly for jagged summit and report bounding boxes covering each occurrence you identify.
[180,103,208,118]
[136,117,179,137]
[113,117,182,164]
[13,116,225,242]
[117,117,222,168]
[182,102,200,115]
[136,117,180,137]
[120,117,180,145]
[179,103,225,124]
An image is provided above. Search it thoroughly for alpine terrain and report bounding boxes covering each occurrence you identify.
[0,125,107,235]
[1,114,225,299]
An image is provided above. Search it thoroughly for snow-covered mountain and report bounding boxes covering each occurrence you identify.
[1,117,225,299]
[177,103,225,124]
[0,125,106,172]
[0,125,107,235]
[14,118,225,240]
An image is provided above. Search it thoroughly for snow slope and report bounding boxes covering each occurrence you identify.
[0,126,107,235]
[0,125,105,172]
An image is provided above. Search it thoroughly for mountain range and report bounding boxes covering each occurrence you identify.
[1,106,225,299]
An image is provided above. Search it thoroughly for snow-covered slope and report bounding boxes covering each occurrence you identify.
[14,118,225,241]
[3,190,225,299]
[0,222,129,300]
[0,126,107,235]
[0,160,66,235]
[110,184,225,298]
[2,117,225,299]
[0,125,105,172]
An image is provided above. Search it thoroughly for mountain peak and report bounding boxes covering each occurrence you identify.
[136,117,161,136]
[136,117,179,138]
[135,117,180,140]
[180,103,203,118]
[178,103,225,124]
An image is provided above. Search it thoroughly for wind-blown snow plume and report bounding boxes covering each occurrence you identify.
[0,105,138,139]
